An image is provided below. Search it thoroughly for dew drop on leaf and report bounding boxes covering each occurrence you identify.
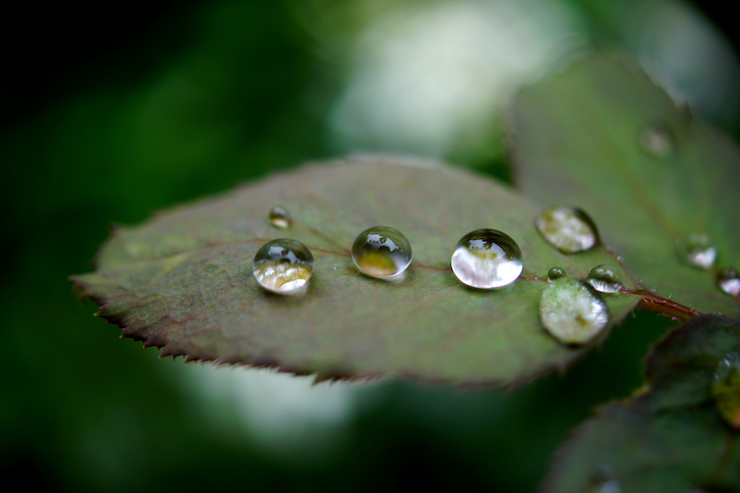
[586,264,623,294]
[539,278,610,345]
[639,121,673,156]
[591,480,621,493]
[268,205,292,229]
[712,351,740,429]
[547,266,566,281]
[450,229,523,289]
[351,226,412,279]
[534,206,599,254]
[252,238,313,294]
[717,268,740,297]
[676,233,717,269]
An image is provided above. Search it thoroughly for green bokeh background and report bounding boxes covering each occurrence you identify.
[1,1,734,491]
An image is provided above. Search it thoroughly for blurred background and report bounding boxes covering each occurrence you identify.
[1,0,737,491]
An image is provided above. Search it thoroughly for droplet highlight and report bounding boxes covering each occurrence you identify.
[586,264,623,294]
[268,205,292,229]
[451,229,523,289]
[252,238,313,294]
[639,121,673,156]
[718,268,740,297]
[351,226,412,279]
[676,233,717,269]
[712,352,740,429]
[534,206,599,254]
[540,278,610,345]
[547,267,566,281]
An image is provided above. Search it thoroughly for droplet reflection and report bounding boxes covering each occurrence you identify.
[253,239,313,294]
[586,264,623,294]
[676,233,717,269]
[450,229,523,289]
[712,351,740,429]
[351,226,412,279]
[269,206,292,229]
[540,278,610,345]
[534,206,599,254]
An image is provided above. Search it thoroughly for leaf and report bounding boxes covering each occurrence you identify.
[509,54,740,317]
[542,315,740,493]
[72,156,640,384]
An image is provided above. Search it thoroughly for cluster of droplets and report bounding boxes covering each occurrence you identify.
[253,204,628,348]
[675,232,739,299]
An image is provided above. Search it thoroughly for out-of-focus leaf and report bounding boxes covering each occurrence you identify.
[510,54,740,317]
[72,156,639,384]
[542,315,740,493]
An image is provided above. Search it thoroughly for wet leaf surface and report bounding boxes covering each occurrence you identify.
[72,155,639,384]
[543,315,740,493]
[510,55,740,317]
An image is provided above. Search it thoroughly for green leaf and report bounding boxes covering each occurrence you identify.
[72,156,639,384]
[510,54,740,317]
[542,315,740,492]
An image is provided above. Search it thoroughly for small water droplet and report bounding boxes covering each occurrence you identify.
[639,121,673,156]
[268,205,292,229]
[712,351,740,429]
[718,268,740,297]
[547,267,566,281]
[351,226,412,279]
[592,480,621,493]
[252,239,313,294]
[676,233,717,269]
[540,278,610,345]
[586,264,623,293]
[450,229,523,289]
[534,206,599,254]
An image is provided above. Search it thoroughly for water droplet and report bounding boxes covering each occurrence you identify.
[676,233,717,269]
[450,229,523,289]
[712,351,740,429]
[351,226,412,279]
[268,206,292,229]
[540,278,610,345]
[253,239,313,294]
[547,267,566,281]
[586,264,623,294]
[591,480,621,493]
[718,268,740,297]
[639,121,673,156]
[534,206,599,254]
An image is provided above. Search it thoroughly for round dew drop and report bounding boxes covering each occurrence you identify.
[450,229,523,289]
[676,233,717,269]
[252,238,313,294]
[639,121,673,156]
[534,206,599,254]
[586,264,623,294]
[268,205,292,229]
[717,268,740,297]
[540,278,610,345]
[351,226,412,279]
[547,267,566,281]
[711,352,740,429]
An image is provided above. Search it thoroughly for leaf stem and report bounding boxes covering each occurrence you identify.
[629,288,702,321]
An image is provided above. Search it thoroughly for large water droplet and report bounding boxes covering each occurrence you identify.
[351,226,412,279]
[712,351,740,429]
[540,278,610,345]
[534,206,599,254]
[253,239,313,294]
[547,267,566,281]
[450,229,523,289]
[676,233,717,269]
[718,268,740,297]
[268,205,292,229]
[639,121,673,156]
[586,264,623,294]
